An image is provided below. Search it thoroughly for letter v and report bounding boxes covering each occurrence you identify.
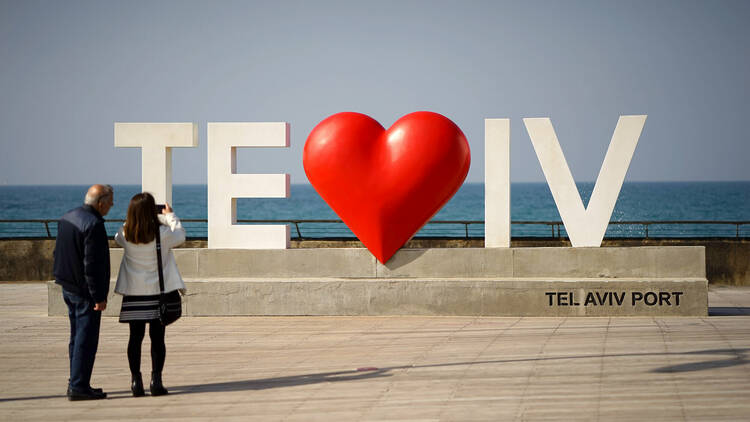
[523,116,646,247]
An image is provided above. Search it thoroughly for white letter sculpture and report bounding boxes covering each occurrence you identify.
[114,123,198,204]
[484,118,511,247]
[523,115,647,247]
[207,122,290,249]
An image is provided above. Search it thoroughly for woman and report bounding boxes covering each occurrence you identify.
[114,192,186,397]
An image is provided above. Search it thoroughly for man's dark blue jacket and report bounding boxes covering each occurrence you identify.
[53,205,110,303]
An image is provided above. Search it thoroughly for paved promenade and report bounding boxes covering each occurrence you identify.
[1,283,749,421]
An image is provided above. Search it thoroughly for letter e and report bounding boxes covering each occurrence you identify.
[207,122,290,249]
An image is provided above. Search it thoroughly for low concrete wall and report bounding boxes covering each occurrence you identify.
[0,239,56,281]
[115,246,702,279]
[2,238,747,284]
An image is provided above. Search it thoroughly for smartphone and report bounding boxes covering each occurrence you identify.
[156,204,166,213]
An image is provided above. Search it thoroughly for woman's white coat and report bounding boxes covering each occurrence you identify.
[114,213,186,296]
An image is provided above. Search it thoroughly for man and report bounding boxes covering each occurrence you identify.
[53,184,113,401]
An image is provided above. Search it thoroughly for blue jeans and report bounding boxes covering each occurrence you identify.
[62,289,101,392]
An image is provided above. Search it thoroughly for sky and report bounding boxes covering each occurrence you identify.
[1,0,749,185]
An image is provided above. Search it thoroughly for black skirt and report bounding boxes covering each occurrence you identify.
[119,290,180,323]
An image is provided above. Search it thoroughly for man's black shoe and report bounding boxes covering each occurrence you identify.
[67,387,103,395]
[67,380,102,395]
[67,388,107,401]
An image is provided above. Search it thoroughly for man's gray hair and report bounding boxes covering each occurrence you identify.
[84,184,114,206]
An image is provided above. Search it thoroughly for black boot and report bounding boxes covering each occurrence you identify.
[150,372,168,396]
[131,372,145,397]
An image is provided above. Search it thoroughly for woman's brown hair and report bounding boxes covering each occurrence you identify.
[124,192,159,244]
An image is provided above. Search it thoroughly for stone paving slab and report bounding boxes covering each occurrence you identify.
[1,283,749,421]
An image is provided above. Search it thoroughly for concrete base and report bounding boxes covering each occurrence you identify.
[47,247,709,317]
[49,277,707,317]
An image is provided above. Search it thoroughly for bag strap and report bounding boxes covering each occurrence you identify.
[155,227,166,296]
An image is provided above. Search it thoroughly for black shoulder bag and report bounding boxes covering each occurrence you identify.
[156,228,182,326]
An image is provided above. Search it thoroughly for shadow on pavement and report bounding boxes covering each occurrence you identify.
[169,367,393,396]
[651,348,749,373]
[165,347,750,395]
[2,348,748,401]
[0,394,65,403]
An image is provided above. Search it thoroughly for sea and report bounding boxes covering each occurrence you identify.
[0,182,748,239]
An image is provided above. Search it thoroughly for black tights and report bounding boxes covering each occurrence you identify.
[128,321,166,376]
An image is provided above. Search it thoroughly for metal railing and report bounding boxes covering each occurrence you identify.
[1,219,748,239]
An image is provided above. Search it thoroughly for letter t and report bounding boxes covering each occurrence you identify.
[114,123,199,204]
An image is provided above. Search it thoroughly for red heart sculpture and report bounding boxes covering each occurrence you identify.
[303,111,471,263]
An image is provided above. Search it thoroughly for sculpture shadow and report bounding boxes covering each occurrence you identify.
[381,249,429,271]
[651,348,750,373]
[154,347,750,397]
[168,367,392,396]
[2,347,747,402]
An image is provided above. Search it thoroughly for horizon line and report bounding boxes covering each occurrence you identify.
[2,180,750,187]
